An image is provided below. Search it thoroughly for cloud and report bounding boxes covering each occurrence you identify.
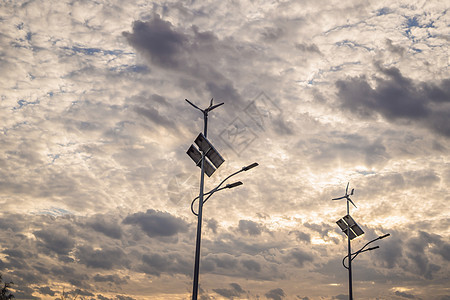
[290,230,311,243]
[335,64,450,137]
[212,283,245,299]
[238,219,265,236]
[122,209,188,238]
[265,288,286,300]
[0,1,449,299]
[332,295,347,300]
[123,15,187,68]
[122,13,245,111]
[37,286,56,296]
[206,218,219,234]
[33,227,75,256]
[87,215,123,239]
[241,258,261,272]
[394,290,417,299]
[140,252,191,276]
[288,248,314,267]
[76,246,128,270]
[93,274,125,285]
[116,295,136,300]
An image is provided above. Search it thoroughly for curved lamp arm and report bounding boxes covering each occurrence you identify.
[190,182,242,216]
[342,233,390,269]
[190,162,258,216]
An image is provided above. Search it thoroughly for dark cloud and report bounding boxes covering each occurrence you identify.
[238,219,264,236]
[431,242,450,261]
[87,215,122,239]
[206,218,219,234]
[123,14,245,111]
[261,27,284,42]
[290,230,311,243]
[205,253,238,270]
[133,105,176,129]
[116,295,136,300]
[141,252,191,276]
[0,213,27,232]
[70,289,95,297]
[37,286,56,296]
[93,274,124,284]
[299,133,390,168]
[303,222,338,243]
[295,43,322,55]
[123,15,186,68]
[241,258,261,272]
[33,227,75,256]
[288,248,314,267]
[76,246,128,270]
[336,65,450,137]
[374,234,404,269]
[405,231,443,279]
[385,39,405,56]
[265,288,286,300]
[213,283,245,299]
[122,209,188,238]
[395,290,417,299]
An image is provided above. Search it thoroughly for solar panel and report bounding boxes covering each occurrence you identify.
[194,133,225,168]
[336,215,364,240]
[187,144,217,177]
[187,145,202,166]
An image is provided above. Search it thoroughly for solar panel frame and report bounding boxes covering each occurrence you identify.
[187,144,217,177]
[194,133,225,168]
[337,215,364,240]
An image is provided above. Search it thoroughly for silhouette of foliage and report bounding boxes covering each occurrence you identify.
[58,288,80,300]
[0,274,14,300]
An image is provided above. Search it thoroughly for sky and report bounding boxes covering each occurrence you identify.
[0,0,449,299]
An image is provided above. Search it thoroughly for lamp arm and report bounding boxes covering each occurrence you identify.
[342,255,349,270]
[191,169,244,215]
[202,169,243,205]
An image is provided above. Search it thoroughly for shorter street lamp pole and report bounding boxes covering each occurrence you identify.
[332,183,361,300]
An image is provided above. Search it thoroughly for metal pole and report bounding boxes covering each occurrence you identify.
[192,112,208,300]
[347,201,353,300]
[203,111,208,138]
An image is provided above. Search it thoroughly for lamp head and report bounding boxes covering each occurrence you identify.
[227,181,243,189]
[379,233,391,240]
[243,162,259,171]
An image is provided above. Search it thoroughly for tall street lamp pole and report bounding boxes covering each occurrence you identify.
[185,99,258,300]
[186,98,223,300]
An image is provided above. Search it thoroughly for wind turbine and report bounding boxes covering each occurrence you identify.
[332,182,357,209]
[185,98,224,138]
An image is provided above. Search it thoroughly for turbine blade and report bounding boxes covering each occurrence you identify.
[185,99,202,111]
[210,98,214,107]
[351,188,354,195]
[332,196,345,200]
[346,182,349,195]
[348,198,357,208]
[208,102,224,111]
